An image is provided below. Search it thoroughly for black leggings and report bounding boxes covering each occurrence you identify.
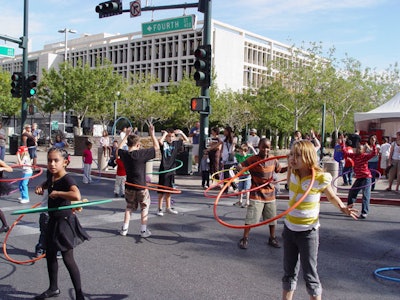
[46,245,84,299]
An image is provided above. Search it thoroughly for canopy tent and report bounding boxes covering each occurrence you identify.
[354,92,400,138]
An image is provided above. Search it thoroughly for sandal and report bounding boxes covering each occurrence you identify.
[385,188,392,191]
[238,237,249,249]
[233,201,242,207]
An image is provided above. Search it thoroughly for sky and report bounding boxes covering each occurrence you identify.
[1,0,399,71]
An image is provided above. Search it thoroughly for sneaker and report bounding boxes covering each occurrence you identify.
[268,237,281,248]
[56,251,62,259]
[233,201,242,207]
[119,227,128,236]
[120,194,125,198]
[19,199,30,204]
[166,207,178,215]
[114,193,118,197]
[141,229,152,238]
[156,209,164,217]
[360,214,368,219]
[0,225,10,233]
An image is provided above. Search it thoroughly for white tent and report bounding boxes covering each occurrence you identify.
[354,92,400,137]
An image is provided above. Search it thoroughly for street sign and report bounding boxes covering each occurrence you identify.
[142,15,196,36]
[130,0,141,17]
[0,45,15,57]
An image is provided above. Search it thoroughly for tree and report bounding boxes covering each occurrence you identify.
[0,68,20,117]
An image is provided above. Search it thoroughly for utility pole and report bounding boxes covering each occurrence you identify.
[20,0,29,141]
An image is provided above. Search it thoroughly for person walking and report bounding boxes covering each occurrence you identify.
[386,130,400,191]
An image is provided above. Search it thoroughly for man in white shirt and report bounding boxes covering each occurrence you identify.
[247,128,260,154]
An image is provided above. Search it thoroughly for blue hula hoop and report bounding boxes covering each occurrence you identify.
[111,117,133,138]
[332,169,381,190]
[374,267,400,283]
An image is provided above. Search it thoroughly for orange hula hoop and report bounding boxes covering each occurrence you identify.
[124,181,182,194]
[0,164,43,182]
[2,202,46,265]
[213,155,316,229]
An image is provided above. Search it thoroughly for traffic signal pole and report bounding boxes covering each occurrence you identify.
[198,0,211,173]
[21,0,29,139]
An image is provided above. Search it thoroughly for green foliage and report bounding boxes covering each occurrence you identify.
[0,68,20,116]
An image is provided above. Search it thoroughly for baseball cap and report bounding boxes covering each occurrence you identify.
[250,128,257,133]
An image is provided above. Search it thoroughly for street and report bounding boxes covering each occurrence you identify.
[0,157,400,299]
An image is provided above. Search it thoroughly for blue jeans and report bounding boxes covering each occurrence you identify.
[0,145,5,161]
[347,178,371,215]
[19,172,32,200]
[368,161,378,191]
[342,167,353,185]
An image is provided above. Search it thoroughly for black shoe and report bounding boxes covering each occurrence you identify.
[35,289,60,299]
[0,225,10,233]
[114,193,118,197]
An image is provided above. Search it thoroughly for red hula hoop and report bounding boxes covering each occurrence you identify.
[213,155,316,229]
[0,164,43,182]
[2,201,46,264]
[124,181,182,194]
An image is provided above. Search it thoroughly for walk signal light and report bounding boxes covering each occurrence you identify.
[193,44,211,87]
[26,74,37,97]
[191,97,210,113]
[11,72,23,98]
[95,0,123,18]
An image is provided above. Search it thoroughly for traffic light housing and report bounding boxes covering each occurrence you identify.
[95,0,123,18]
[11,72,23,98]
[193,44,211,87]
[191,97,210,113]
[26,74,37,98]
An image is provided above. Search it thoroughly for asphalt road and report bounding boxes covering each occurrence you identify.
[0,149,399,299]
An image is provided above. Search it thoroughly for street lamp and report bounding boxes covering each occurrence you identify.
[58,28,77,135]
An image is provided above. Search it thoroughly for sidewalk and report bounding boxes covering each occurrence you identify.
[3,146,399,206]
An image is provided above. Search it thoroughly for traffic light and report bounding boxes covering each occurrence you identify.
[190,97,210,113]
[193,44,211,87]
[11,72,23,98]
[26,74,37,98]
[95,0,122,18]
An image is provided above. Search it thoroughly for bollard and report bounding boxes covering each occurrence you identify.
[97,147,109,171]
[323,160,339,193]
[146,161,153,182]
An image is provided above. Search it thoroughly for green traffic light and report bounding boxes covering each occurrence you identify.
[29,88,36,96]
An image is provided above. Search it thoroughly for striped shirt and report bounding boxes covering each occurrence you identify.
[284,172,331,232]
[240,155,281,202]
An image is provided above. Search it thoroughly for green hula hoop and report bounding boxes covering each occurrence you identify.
[147,159,183,175]
[11,199,113,215]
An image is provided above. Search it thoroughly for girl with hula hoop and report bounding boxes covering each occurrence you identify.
[282,140,358,300]
[0,159,13,233]
[341,135,378,219]
[34,147,90,300]
[156,128,189,216]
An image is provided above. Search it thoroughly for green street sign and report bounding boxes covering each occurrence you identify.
[142,15,196,36]
[0,45,15,57]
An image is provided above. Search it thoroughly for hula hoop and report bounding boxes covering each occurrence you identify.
[332,169,381,190]
[125,181,182,194]
[0,164,43,182]
[111,117,133,138]
[2,202,46,265]
[11,199,113,215]
[213,155,315,229]
[147,159,183,175]
[374,267,400,283]
[210,168,251,184]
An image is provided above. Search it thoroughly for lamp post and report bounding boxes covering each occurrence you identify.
[57,28,76,135]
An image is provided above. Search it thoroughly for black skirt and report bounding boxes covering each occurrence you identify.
[46,214,91,252]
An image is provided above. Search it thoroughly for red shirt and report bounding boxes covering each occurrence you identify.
[116,158,126,176]
[82,149,93,164]
[342,144,377,178]
[344,146,354,167]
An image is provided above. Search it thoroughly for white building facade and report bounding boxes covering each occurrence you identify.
[1,19,296,92]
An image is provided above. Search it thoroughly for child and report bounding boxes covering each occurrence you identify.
[82,140,93,184]
[237,138,283,249]
[114,156,126,197]
[34,147,90,300]
[0,159,13,233]
[17,145,32,204]
[199,150,210,189]
[341,135,378,219]
[282,140,358,300]
[100,129,111,158]
[108,140,119,169]
[118,124,159,237]
[233,144,252,208]
[156,128,189,216]
[342,139,354,185]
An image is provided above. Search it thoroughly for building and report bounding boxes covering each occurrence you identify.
[1,19,299,92]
